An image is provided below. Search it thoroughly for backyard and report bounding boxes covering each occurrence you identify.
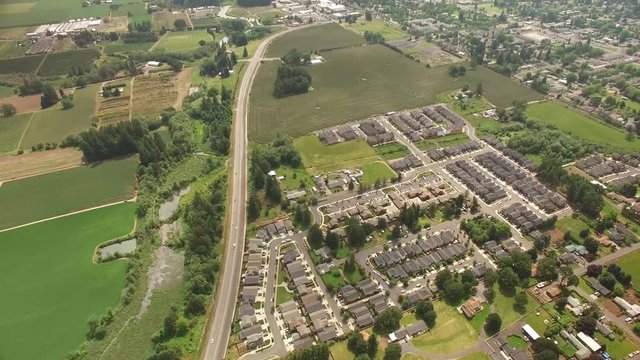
[410,301,480,354]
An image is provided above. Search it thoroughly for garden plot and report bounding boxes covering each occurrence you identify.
[96,79,132,126]
[131,72,180,118]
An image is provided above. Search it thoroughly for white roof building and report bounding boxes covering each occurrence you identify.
[522,324,540,341]
[614,297,640,317]
[577,332,601,353]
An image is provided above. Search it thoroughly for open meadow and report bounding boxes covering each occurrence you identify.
[526,101,640,153]
[266,22,365,57]
[155,30,213,52]
[0,0,110,28]
[20,83,100,149]
[295,135,377,173]
[0,155,138,230]
[0,203,134,360]
[250,42,540,142]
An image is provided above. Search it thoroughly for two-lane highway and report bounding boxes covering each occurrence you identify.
[201,22,326,360]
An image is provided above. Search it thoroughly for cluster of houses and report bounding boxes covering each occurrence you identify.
[388,320,429,342]
[386,104,464,143]
[359,119,395,146]
[238,239,269,350]
[483,136,538,172]
[313,169,363,194]
[425,140,483,161]
[499,202,545,234]
[474,151,532,186]
[576,155,627,179]
[278,247,339,350]
[482,238,525,262]
[338,279,383,305]
[371,231,472,280]
[445,160,508,204]
[389,154,423,172]
[510,176,567,214]
[342,292,392,329]
[255,218,294,241]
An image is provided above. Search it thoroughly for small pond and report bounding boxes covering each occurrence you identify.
[99,238,137,260]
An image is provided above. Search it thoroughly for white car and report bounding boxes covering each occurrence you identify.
[625,317,633,323]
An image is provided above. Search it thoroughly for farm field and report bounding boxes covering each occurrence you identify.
[0,155,138,230]
[0,40,27,58]
[0,93,42,114]
[131,71,182,117]
[410,301,479,354]
[36,48,101,77]
[294,135,379,175]
[0,147,83,182]
[617,250,640,289]
[526,101,640,153]
[112,2,147,17]
[266,22,365,57]
[97,79,132,126]
[20,83,100,149]
[152,11,190,31]
[342,20,410,41]
[0,53,45,74]
[0,203,134,360]
[103,41,154,55]
[155,30,213,52]
[0,0,110,28]
[249,44,540,142]
[0,113,32,153]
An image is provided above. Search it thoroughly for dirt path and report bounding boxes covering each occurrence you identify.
[15,112,36,151]
[184,10,195,29]
[174,68,192,110]
[148,34,165,51]
[128,77,135,120]
[0,197,136,233]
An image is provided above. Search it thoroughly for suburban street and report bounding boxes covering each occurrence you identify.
[201,23,326,360]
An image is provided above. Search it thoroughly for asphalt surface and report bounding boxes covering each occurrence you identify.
[201,23,326,360]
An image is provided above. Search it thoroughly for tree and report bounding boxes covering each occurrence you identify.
[510,251,532,279]
[40,84,58,109]
[586,264,602,277]
[308,224,324,249]
[484,268,498,288]
[325,230,340,250]
[243,47,248,58]
[498,267,519,291]
[174,19,187,30]
[537,257,558,281]
[163,308,178,338]
[0,103,16,117]
[348,332,368,355]
[355,355,372,360]
[247,192,260,220]
[484,313,502,335]
[391,225,401,240]
[443,279,466,304]
[476,82,483,97]
[384,343,402,360]
[538,155,566,187]
[61,97,74,110]
[415,300,437,327]
[514,291,528,312]
[374,307,402,334]
[583,237,599,254]
[556,297,568,311]
[575,316,597,336]
[365,10,373,21]
[599,271,617,290]
[435,269,453,290]
[535,349,559,360]
[367,333,378,358]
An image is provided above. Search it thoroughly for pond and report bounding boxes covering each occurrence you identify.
[159,186,190,221]
[99,238,137,260]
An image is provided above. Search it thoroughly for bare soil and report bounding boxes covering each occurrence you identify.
[0,148,83,183]
[0,94,41,114]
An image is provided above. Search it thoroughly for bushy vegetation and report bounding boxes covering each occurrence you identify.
[273,64,311,98]
[461,215,511,245]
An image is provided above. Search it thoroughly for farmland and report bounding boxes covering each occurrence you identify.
[0,53,45,74]
[0,155,138,230]
[342,20,410,41]
[103,41,155,55]
[112,3,147,17]
[97,79,132,126]
[131,71,184,118]
[526,101,640,153]
[0,203,134,360]
[266,22,365,57]
[0,0,110,28]
[152,11,190,32]
[36,48,101,76]
[0,113,32,153]
[155,30,213,52]
[20,83,100,149]
[0,147,83,182]
[249,44,540,142]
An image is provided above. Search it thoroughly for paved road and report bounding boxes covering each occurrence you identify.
[201,22,327,360]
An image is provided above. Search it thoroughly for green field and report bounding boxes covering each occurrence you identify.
[0,53,45,74]
[556,216,591,241]
[467,303,490,333]
[361,161,396,186]
[492,285,537,327]
[0,156,138,230]
[0,203,134,360]
[20,83,99,149]
[415,133,470,150]
[0,0,110,28]
[0,40,27,59]
[250,44,540,142]
[410,301,479,354]
[507,335,527,349]
[343,20,410,41]
[617,250,640,289]
[0,112,32,153]
[36,48,101,76]
[526,101,640,153]
[373,142,410,160]
[294,135,379,174]
[112,2,147,16]
[266,22,365,57]
[275,165,314,192]
[155,30,213,52]
[103,41,155,55]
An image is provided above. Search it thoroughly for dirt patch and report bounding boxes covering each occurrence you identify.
[602,299,624,317]
[160,221,182,244]
[174,68,191,110]
[138,245,184,318]
[0,94,41,114]
[0,147,83,182]
[548,229,565,245]
[100,16,129,33]
[158,186,190,221]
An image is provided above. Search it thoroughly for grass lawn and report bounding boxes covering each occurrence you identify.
[492,285,537,327]
[526,101,640,153]
[458,353,491,360]
[415,133,470,150]
[20,83,99,150]
[0,112,32,153]
[276,285,293,305]
[266,22,365,57]
[556,216,591,241]
[467,303,490,333]
[0,203,134,360]
[342,20,410,41]
[330,328,387,360]
[155,30,213,52]
[402,355,430,360]
[250,43,538,142]
[578,276,594,294]
[0,156,138,230]
[508,335,527,349]
[617,249,640,289]
[410,301,479,354]
[274,165,314,192]
[401,311,418,326]
[374,142,410,160]
[595,333,639,360]
[361,161,396,186]
[321,267,347,292]
[437,90,494,115]
[522,307,552,335]
[294,135,378,174]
